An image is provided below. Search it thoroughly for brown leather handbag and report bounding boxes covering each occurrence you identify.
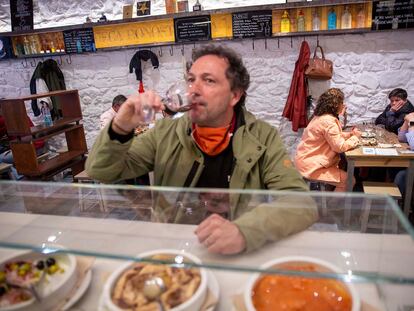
[305,45,333,80]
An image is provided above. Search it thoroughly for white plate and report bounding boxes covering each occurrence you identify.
[377,143,393,148]
[98,270,219,311]
[361,132,376,138]
[62,270,92,311]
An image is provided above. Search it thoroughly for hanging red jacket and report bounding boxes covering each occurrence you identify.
[283,40,310,132]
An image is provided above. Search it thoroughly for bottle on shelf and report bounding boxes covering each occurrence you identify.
[392,16,399,29]
[32,35,42,54]
[39,36,47,54]
[22,36,31,55]
[28,35,39,54]
[356,6,366,28]
[297,9,306,32]
[193,0,202,11]
[327,7,337,30]
[50,40,56,53]
[312,9,321,31]
[41,101,53,127]
[280,10,291,33]
[76,40,82,53]
[341,6,352,29]
[290,12,297,33]
[14,37,25,56]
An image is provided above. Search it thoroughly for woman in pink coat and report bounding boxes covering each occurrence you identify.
[295,88,361,192]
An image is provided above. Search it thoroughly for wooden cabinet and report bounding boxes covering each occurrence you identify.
[0,90,87,180]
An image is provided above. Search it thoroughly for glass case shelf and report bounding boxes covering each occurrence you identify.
[0,180,413,310]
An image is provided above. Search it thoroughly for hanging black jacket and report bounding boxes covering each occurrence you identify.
[375,100,414,134]
[129,50,159,81]
[30,59,66,118]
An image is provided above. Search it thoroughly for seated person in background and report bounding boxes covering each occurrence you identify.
[86,44,316,255]
[100,95,127,129]
[375,88,414,134]
[295,88,361,192]
[394,112,414,199]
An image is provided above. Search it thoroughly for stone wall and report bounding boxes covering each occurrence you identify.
[0,0,413,156]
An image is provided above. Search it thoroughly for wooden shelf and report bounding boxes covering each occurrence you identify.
[34,150,85,176]
[1,90,87,180]
[30,118,82,137]
[6,89,79,101]
[0,0,372,37]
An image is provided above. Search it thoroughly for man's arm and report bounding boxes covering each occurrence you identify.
[86,91,162,183]
[383,110,405,133]
[375,108,387,126]
[235,127,317,252]
[406,131,414,151]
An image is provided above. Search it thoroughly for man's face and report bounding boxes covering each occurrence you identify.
[390,96,406,112]
[186,55,242,127]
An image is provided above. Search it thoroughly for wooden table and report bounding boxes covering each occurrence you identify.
[345,126,414,216]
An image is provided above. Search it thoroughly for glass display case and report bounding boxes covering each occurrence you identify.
[0,180,413,310]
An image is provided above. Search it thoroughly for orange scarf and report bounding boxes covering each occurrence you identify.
[192,116,236,156]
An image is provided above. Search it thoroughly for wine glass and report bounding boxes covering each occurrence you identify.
[376,124,385,142]
[141,81,192,123]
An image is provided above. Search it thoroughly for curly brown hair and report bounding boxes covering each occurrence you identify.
[313,88,344,117]
[190,44,250,107]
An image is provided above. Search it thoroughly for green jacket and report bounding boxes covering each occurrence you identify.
[86,109,317,252]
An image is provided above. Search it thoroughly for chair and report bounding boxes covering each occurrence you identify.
[303,178,334,217]
[361,182,401,233]
[74,170,108,212]
[0,163,15,180]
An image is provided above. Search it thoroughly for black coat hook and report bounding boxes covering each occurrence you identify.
[30,59,37,67]
[252,38,255,50]
[21,58,28,68]
[56,55,63,65]
[290,37,293,48]
[169,46,173,56]
[158,47,163,57]
[277,38,280,49]
[264,38,267,50]
[181,45,184,56]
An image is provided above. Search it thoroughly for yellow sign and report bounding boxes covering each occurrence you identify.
[93,19,175,49]
[211,13,232,39]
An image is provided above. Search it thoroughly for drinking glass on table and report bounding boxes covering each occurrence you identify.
[141,81,192,123]
[363,118,376,135]
[376,124,385,142]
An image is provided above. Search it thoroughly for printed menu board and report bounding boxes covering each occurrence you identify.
[174,15,211,42]
[372,0,414,30]
[63,28,96,53]
[232,10,272,39]
[10,0,34,31]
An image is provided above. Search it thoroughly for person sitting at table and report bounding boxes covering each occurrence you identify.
[100,95,127,129]
[375,88,414,134]
[394,112,414,207]
[86,44,317,255]
[295,88,361,192]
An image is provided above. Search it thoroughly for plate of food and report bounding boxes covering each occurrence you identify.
[0,250,77,311]
[361,132,376,138]
[360,138,377,146]
[103,249,208,311]
[244,256,360,311]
